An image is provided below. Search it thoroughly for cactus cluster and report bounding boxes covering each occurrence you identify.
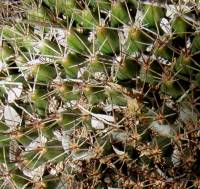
[0,0,200,188]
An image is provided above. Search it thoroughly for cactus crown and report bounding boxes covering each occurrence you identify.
[0,0,200,188]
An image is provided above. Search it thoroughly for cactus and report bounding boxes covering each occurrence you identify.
[0,0,200,188]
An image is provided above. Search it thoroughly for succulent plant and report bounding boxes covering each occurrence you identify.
[0,0,200,188]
